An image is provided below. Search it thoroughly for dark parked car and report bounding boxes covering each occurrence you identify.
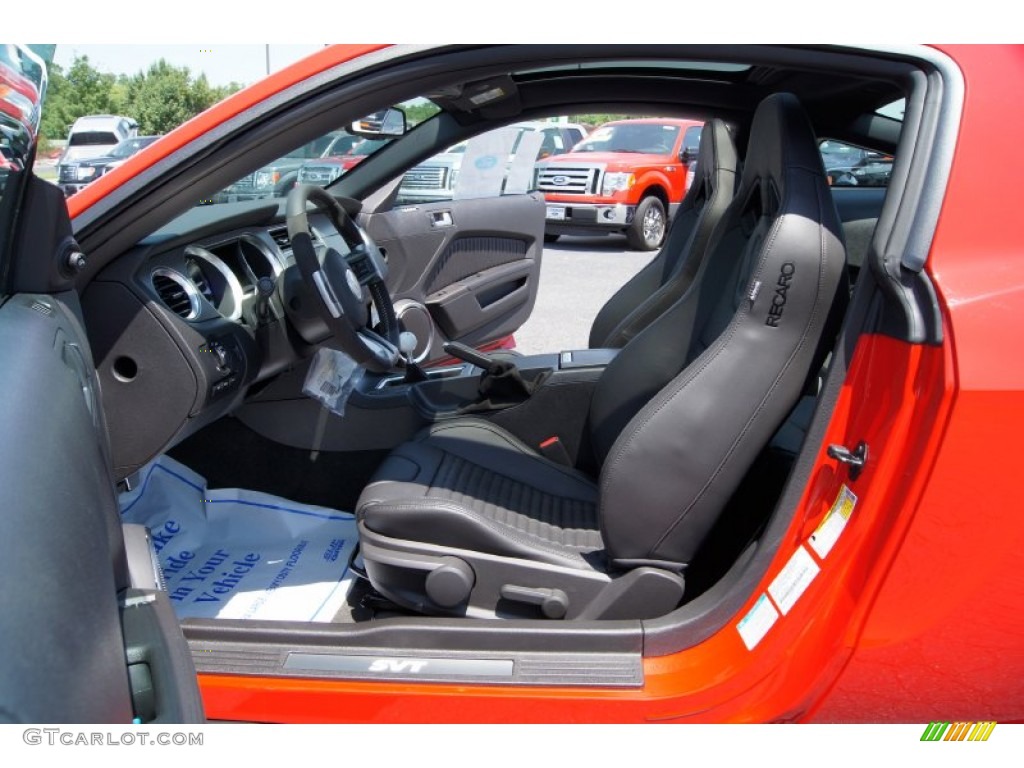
[297,135,392,187]
[213,133,346,203]
[819,139,893,187]
[58,135,159,196]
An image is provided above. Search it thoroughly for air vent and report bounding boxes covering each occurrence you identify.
[269,227,291,251]
[151,269,200,320]
[270,224,326,257]
[308,225,326,249]
[185,258,215,303]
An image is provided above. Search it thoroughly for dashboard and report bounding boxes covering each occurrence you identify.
[80,202,353,480]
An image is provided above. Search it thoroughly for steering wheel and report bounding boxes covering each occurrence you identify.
[286,184,402,373]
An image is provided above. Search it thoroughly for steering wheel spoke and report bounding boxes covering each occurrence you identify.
[286,184,401,373]
[345,244,384,285]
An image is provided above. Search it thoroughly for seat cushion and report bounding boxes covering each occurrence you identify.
[357,418,603,570]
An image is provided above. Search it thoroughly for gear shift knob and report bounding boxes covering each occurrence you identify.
[399,331,418,356]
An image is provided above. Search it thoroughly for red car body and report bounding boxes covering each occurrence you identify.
[58,44,1024,724]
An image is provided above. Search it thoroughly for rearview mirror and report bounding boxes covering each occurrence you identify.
[349,108,407,138]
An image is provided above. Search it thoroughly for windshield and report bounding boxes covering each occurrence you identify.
[574,123,680,154]
[109,137,157,158]
[349,138,389,156]
[322,135,361,157]
[205,101,426,206]
[208,132,387,204]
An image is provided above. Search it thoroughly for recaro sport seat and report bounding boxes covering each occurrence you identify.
[588,118,738,349]
[356,93,847,620]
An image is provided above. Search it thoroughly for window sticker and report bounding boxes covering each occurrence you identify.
[767,545,820,616]
[453,127,518,200]
[504,129,543,195]
[808,484,858,560]
[737,593,780,651]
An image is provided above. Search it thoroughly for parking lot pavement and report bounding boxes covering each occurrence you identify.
[512,235,656,355]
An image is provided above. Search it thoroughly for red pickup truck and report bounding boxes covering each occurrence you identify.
[535,117,704,250]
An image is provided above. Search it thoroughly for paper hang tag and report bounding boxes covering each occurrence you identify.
[302,348,364,416]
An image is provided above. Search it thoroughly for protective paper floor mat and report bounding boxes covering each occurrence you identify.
[120,455,358,622]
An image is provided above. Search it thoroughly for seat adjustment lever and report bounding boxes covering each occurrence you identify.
[500,584,569,619]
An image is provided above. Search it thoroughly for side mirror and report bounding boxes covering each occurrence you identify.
[679,148,695,165]
[349,107,407,139]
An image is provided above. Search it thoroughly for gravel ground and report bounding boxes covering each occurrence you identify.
[512,235,656,354]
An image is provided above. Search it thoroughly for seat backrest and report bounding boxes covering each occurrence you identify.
[588,119,739,349]
[591,92,847,570]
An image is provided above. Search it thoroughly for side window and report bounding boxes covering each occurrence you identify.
[538,129,563,159]
[819,139,892,188]
[397,123,553,205]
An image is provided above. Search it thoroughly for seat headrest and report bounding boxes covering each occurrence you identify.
[693,118,739,196]
[741,92,826,190]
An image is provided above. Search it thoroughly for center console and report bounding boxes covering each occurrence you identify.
[348,346,620,469]
[236,344,618,462]
[355,348,618,417]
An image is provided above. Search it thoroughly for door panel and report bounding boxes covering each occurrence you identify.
[361,193,545,362]
[427,259,535,339]
[0,292,136,722]
[0,170,204,722]
[0,289,205,723]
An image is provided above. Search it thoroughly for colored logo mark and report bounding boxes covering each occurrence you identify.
[920,721,996,741]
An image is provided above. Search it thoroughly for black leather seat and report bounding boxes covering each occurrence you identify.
[588,118,738,349]
[356,93,847,620]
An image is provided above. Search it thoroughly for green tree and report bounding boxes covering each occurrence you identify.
[121,59,239,135]
[39,61,69,142]
[404,102,441,127]
[39,56,119,142]
[569,113,634,128]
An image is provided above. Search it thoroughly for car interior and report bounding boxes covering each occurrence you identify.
[5,46,958,715]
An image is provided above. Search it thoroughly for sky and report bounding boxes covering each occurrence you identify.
[53,45,327,88]
[39,0,1006,93]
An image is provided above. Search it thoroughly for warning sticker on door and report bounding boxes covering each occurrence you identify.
[120,456,358,622]
[808,484,858,560]
[736,593,780,651]
[767,545,820,616]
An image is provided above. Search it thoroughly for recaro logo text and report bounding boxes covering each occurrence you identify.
[920,722,997,742]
